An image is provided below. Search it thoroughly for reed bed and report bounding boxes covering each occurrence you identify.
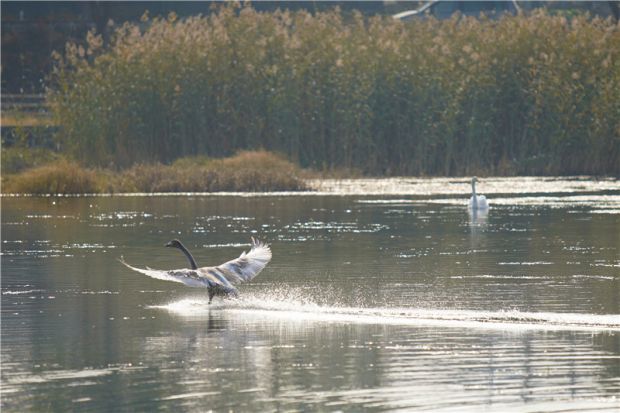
[2,150,307,194]
[2,159,104,194]
[48,5,620,175]
[118,150,306,192]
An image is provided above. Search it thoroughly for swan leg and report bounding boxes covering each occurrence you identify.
[208,289,214,304]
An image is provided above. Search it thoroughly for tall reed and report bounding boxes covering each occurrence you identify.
[48,5,620,175]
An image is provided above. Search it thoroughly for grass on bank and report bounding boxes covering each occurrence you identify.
[1,150,308,194]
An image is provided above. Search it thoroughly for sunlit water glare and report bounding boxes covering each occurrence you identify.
[156,295,619,332]
[2,177,619,412]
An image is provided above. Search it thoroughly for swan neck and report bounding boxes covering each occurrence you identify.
[472,180,477,198]
[178,243,198,270]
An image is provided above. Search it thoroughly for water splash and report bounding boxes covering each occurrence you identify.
[151,294,620,332]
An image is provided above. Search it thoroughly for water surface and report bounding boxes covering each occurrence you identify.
[2,177,619,411]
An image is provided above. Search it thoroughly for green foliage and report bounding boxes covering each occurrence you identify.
[2,150,307,194]
[49,5,620,175]
[1,146,62,175]
[1,124,63,174]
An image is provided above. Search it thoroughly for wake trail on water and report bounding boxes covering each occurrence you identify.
[150,293,620,332]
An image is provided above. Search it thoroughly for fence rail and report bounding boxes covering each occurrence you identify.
[1,94,54,128]
[2,94,47,113]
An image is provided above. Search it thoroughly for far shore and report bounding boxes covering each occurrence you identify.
[2,176,618,198]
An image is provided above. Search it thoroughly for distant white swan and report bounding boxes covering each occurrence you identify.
[468,177,489,210]
[120,237,272,303]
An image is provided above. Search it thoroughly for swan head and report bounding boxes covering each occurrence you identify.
[165,239,184,249]
[471,176,479,184]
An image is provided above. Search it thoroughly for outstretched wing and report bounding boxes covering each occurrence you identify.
[120,238,271,289]
[119,257,212,288]
[209,237,272,284]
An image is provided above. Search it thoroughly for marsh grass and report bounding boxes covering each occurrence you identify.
[49,5,620,175]
[2,160,104,194]
[119,150,306,192]
[2,150,307,194]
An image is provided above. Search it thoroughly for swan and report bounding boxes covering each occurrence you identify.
[120,237,271,303]
[468,177,489,210]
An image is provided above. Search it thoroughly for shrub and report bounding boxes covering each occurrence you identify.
[2,160,103,194]
[119,150,307,192]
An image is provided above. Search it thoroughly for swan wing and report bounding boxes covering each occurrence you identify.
[477,195,489,209]
[208,237,272,284]
[469,195,489,210]
[119,257,212,288]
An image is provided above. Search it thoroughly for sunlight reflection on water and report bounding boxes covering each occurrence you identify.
[153,296,620,332]
[2,177,619,412]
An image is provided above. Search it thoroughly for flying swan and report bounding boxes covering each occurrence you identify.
[120,237,272,303]
[468,177,489,210]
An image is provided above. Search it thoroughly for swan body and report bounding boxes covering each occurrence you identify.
[468,177,489,210]
[120,237,271,303]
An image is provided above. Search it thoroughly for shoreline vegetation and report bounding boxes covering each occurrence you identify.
[3,148,618,196]
[1,150,309,195]
[2,4,619,195]
[45,4,619,176]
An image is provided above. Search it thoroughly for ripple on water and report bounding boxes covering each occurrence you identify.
[284,221,389,234]
[498,261,554,266]
[2,178,619,413]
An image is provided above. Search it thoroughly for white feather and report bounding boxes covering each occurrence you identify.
[469,194,489,210]
[119,258,209,288]
[119,237,272,290]
[215,237,272,284]
[468,177,489,210]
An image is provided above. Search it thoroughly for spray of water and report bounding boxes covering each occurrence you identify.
[150,289,620,332]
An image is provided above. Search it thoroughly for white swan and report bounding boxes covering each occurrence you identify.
[468,177,489,210]
[120,237,271,303]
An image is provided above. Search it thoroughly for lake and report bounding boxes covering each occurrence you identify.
[2,177,619,412]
